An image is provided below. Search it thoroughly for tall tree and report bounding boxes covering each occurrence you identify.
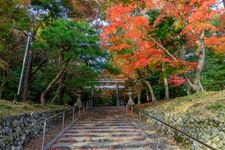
[20,0,70,101]
[153,0,224,92]
[101,3,195,100]
[36,19,102,105]
[0,0,29,99]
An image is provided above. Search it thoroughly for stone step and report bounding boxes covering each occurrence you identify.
[73,123,133,126]
[69,126,136,129]
[77,118,127,120]
[118,148,154,150]
[62,132,143,137]
[71,125,134,127]
[57,136,146,143]
[75,119,130,124]
[64,131,142,135]
[48,107,180,150]
[66,128,142,133]
[51,140,151,149]
[51,148,154,150]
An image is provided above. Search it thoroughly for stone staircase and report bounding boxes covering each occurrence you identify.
[49,107,179,150]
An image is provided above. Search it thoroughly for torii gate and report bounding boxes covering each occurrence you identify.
[86,79,125,107]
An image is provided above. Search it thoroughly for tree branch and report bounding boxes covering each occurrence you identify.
[146,35,177,60]
[29,59,47,79]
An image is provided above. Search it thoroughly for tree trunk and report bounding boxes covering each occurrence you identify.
[91,87,94,107]
[137,90,141,104]
[29,59,47,80]
[21,50,33,102]
[183,32,205,93]
[162,63,169,100]
[40,66,65,105]
[146,92,149,102]
[115,83,120,106]
[0,80,6,99]
[194,31,205,92]
[223,0,225,8]
[164,77,169,100]
[41,49,68,105]
[186,84,191,95]
[143,80,156,102]
[52,73,66,104]
[52,84,65,103]
[184,75,200,92]
[135,69,156,102]
[0,70,7,99]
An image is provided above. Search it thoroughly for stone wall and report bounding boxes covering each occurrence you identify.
[143,110,225,149]
[0,110,64,150]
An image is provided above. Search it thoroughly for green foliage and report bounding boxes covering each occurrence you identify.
[0,0,29,33]
[0,59,7,70]
[0,0,109,105]
[103,62,121,75]
[201,51,225,91]
[0,0,225,107]
[207,101,223,110]
[31,0,65,18]
[0,0,29,70]
[148,10,159,25]
[33,19,106,104]
[39,19,100,60]
[66,63,98,90]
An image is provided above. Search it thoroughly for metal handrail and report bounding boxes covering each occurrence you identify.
[46,111,63,121]
[139,110,216,150]
[41,106,81,150]
[45,106,78,121]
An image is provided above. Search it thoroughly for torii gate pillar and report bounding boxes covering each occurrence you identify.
[115,83,120,107]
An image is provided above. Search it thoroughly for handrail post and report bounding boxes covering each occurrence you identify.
[79,106,81,117]
[139,111,141,122]
[193,141,197,150]
[73,107,75,121]
[156,120,159,150]
[122,102,125,111]
[62,112,65,130]
[125,106,128,115]
[41,120,47,150]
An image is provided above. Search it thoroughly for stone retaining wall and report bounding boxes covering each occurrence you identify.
[0,110,64,150]
[144,110,225,149]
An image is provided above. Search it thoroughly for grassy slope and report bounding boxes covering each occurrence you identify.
[0,100,65,117]
[142,91,225,119]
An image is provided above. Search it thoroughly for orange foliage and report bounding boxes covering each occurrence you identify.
[101,0,224,86]
[168,76,186,86]
[101,4,156,76]
[101,2,198,81]
[220,14,225,31]
[109,43,132,51]
[205,36,225,55]
[156,0,223,36]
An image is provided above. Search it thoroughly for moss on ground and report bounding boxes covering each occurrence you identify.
[0,100,65,117]
[140,91,225,119]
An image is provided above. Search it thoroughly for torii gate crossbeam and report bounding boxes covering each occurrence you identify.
[87,79,125,107]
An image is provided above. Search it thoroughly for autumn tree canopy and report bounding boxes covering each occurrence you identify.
[0,0,224,105]
[101,0,225,100]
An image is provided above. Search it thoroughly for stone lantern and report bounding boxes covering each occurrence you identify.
[126,87,135,113]
[74,92,82,107]
[127,87,135,106]
[74,90,84,116]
